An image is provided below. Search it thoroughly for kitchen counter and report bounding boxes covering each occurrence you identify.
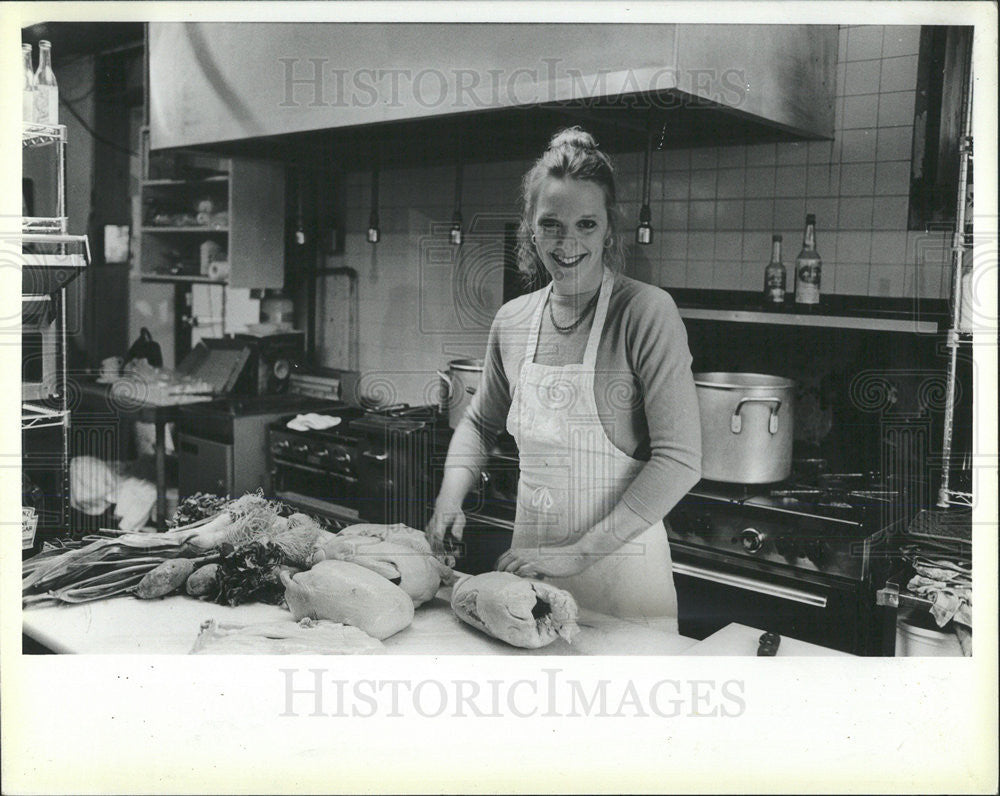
[681,623,854,656]
[21,588,699,656]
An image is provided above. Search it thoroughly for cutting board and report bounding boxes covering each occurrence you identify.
[680,623,854,656]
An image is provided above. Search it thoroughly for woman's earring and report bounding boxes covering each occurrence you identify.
[604,235,614,249]
[531,233,537,244]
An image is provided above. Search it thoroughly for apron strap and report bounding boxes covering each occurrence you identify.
[582,269,614,370]
[524,283,551,363]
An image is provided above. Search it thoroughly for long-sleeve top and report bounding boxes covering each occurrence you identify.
[450,272,702,526]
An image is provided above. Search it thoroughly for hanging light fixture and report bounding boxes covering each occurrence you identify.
[636,120,654,246]
[367,148,380,244]
[450,128,464,246]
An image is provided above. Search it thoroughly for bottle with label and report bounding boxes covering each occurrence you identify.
[23,43,36,123]
[22,472,46,560]
[763,234,786,306]
[794,213,822,307]
[33,39,58,125]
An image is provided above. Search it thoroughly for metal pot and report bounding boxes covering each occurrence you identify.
[437,359,484,430]
[694,372,796,484]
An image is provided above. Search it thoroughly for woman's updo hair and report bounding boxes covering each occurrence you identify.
[516,126,627,286]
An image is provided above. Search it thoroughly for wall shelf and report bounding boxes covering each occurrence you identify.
[677,307,941,334]
[22,403,70,431]
[139,274,228,285]
[141,226,229,234]
[668,289,948,334]
[22,122,65,149]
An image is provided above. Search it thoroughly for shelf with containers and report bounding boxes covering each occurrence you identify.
[21,121,90,549]
[135,128,284,289]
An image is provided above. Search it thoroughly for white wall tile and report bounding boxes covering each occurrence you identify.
[845,60,881,95]
[713,261,743,290]
[743,199,774,230]
[879,55,919,93]
[836,262,872,295]
[842,94,879,129]
[659,259,686,288]
[882,26,921,57]
[836,231,873,263]
[688,200,715,230]
[839,196,875,229]
[840,128,878,163]
[688,232,716,261]
[745,143,777,166]
[878,90,916,127]
[662,171,690,200]
[714,231,743,261]
[847,26,884,61]
[876,126,913,162]
[839,163,876,196]
[689,169,718,200]
[662,201,688,230]
[869,262,907,296]
[690,148,718,169]
[775,165,807,197]
[686,259,714,288]
[716,168,745,199]
[874,160,911,195]
[809,198,840,230]
[807,163,841,196]
[871,196,910,230]
[870,231,909,264]
[715,199,744,230]
[776,142,809,166]
[744,167,777,198]
[774,198,806,230]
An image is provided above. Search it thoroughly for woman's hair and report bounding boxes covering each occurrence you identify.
[516,126,627,288]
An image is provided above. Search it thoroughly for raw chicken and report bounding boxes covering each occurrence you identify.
[309,534,450,607]
[333,522,434,554]
[190,617,384,654]
[281,560,414,640]
[450,571,580,649]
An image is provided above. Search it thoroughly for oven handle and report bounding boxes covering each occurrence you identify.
[671,561,829,607]
[464,511,516,533]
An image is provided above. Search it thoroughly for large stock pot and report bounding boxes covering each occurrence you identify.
[437,359,484,430]
[694,372,796,484]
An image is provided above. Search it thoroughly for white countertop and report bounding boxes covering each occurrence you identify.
[21,588,699,656]
[23,590,851,656]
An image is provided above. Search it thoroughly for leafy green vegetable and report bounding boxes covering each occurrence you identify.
[214,541,287,607]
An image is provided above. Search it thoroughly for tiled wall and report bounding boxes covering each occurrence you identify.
[329,25,951,405]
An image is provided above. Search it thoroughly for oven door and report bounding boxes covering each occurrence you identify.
[670,546,880,655]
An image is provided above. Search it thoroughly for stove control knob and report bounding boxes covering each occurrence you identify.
[272,439,290,454]
[737,527,764,554]
[293,443,310,457]
[314,448,330,461]
[775,536,797,559]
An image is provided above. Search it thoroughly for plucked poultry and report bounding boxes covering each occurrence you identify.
[450,571,580,649]
[281,560,415,640]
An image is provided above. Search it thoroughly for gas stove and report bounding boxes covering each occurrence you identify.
[667,465,901,654]
[267,404,441,528]
[668,468,903,582]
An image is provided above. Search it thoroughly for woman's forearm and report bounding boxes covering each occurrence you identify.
[573,501,658,562]
[436,416,491,508]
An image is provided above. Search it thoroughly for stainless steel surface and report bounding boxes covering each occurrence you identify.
[694,372,796,483]
[438,358,483,429]
[672,561,828,607]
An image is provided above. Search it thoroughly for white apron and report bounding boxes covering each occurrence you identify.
[506,269,679,633]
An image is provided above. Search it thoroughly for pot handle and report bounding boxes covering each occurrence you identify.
[731,397,782,434]
[436,370,453,402]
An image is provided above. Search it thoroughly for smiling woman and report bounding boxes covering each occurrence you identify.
[427,127,702,634]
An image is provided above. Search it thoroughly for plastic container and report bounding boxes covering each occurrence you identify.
[895,609,963,656]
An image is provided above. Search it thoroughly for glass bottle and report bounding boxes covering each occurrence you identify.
[22,43,36,123]
[22,472,46,560]
[763,234,786,306]
[33,39,58,125]
[794,214,822,307]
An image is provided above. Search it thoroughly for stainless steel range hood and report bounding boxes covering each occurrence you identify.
[150,23,837,152]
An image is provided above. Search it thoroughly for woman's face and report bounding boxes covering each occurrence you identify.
[531,176,609,290]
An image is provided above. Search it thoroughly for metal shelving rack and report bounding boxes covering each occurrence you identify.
[936,51,975,510]
[22,121,89,535]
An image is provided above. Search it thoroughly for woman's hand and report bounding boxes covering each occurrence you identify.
[426,499,466,551]
[495,545,589,579]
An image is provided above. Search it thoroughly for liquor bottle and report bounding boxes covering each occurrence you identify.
[22,43,36,123]
[794,213,822,307]
[22,472,46,560]
[763,234,786,306]
[33,39,58,124]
